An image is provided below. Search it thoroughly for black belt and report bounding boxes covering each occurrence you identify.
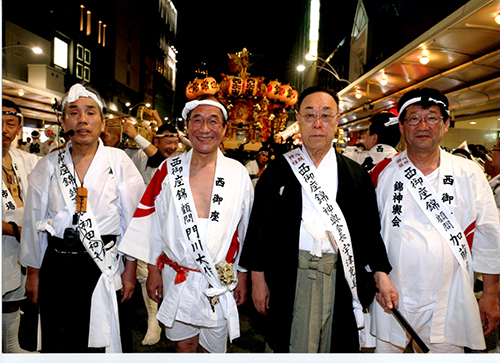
[48,234,117,255]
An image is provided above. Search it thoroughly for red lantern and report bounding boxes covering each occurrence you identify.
[267,80,281,100]
[242,77,258,97]
[279,84,292,103]
[287,89,299,107]
[185,83,196,100]
[192,79,204,97]
[201,77,218,95]
[228,76,243,97]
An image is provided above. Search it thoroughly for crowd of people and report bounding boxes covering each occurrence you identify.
[2,82,499,354]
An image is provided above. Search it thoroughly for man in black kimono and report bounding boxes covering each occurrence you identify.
[240,85,397,353]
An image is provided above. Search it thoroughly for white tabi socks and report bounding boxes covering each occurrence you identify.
[2,311,30,353]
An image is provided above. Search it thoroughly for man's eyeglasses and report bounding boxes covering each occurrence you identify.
[299,113,338,124]
[492,147,500,152]
[404,115,443,126]
[190,117,223,129]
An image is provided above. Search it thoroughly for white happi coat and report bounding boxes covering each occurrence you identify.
[2,146,39,295]
[19,139,145,350]
[345,144,398,172]
[371,150,500,349]
[131,149,157,186]
[119,149,253,334]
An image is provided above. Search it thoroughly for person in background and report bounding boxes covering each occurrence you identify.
[26,130,49,157]
[344,111,401,172]
[2,99,39,353]
[245,146,270,187]
[128,122,182,346]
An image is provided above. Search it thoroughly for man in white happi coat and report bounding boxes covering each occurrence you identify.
[370,88,500,353]
[119,95,253,353]
[19,83,145,353]
[485,136,500,353]
[485,137,500,214]
[344,111,400,172]
[2,99,39,353]
[128,122,181,346]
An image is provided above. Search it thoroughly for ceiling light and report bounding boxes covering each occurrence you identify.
[419,55,430,65]
[297,64,306,72]
[380,71,388,85]
[145,103,151,108]
[32,47,43,54]
[125,102,131,107]
[495,13,500,25]
[355,89,362,99]
[18,89,25,96]
[164,117,168,121]
[470,121,477,125]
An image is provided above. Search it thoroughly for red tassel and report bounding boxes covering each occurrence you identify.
[174,272,187,285]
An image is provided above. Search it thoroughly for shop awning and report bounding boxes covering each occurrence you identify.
[337,0,500,132]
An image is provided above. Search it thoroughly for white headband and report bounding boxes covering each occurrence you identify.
[181,100,228,121]
[384,116,400,127]
[399,96,449,119]
[62,84,104,113]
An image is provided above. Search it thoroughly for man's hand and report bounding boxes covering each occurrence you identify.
[152,109,162,124]
[251,271,270,315]
[147,263,163,303]
[478,273,500,335]
[374,271,399,310]
[2,221,21,236]
[120,259,137,303]
[26,267,40,305]
[233,271,248,306]
[122,121,139,139]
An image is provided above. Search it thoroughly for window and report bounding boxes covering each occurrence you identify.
[54,37,68,69]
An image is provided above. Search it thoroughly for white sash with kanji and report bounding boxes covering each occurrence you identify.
[2,180,23,224]
[167,151,240,341]
[285,148,364,328]
[55,146,122,352]
[393,152,472,284]
[2,155,25,225]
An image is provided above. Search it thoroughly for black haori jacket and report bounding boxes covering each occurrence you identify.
[240,149,392,353]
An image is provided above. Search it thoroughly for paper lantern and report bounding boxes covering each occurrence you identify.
[192,79,204,97]
[287,89,299,107]
[228,76,243,97]
[201,77,218,95]
[242,77,258,97]
[185,83,196,100]
[279,84,292,103]
[267,80,281,100]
